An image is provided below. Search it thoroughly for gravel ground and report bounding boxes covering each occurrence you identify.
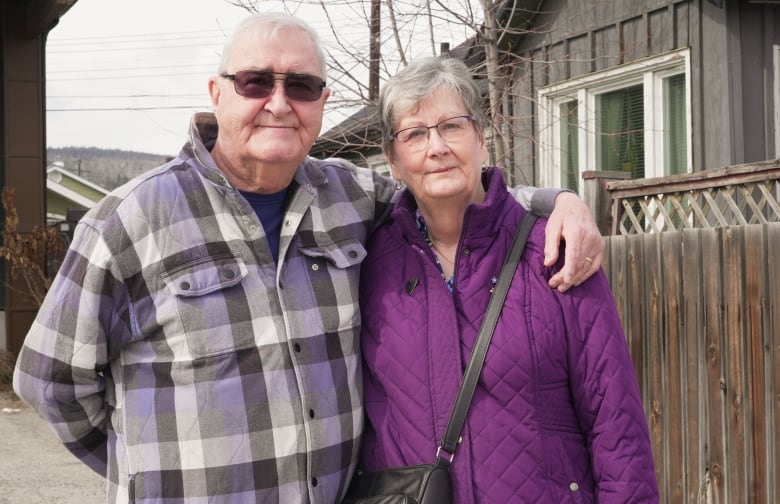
[0,386,105,504]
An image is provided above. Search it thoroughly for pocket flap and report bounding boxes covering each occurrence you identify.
[299,240,366,268]
[161,254,247,297]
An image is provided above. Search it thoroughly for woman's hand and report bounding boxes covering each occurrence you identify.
[544,191,605,292]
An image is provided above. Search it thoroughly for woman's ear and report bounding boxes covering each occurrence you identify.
[384,149,398,178]
[479,132,489,164]
[385,155,404,189]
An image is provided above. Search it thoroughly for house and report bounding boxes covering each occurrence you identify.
[0,1,78,355]
[45,163,108,226]
[518,0,778,191]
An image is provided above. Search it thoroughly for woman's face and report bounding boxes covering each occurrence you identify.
[387,86,488,208]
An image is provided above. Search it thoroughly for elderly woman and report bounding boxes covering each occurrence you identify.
[358,56,659,503]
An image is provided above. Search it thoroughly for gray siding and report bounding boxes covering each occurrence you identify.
[508,0,779,186]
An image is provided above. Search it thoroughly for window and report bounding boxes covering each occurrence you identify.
[538,49,691,192]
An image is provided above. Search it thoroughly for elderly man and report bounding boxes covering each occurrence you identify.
[14,12,604,504]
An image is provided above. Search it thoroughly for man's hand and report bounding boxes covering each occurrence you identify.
[544,191,605,292]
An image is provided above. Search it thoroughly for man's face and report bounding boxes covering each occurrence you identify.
[209,26,329,183]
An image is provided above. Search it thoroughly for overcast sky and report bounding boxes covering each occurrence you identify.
[45,0,342,156]
[46,0,476,157]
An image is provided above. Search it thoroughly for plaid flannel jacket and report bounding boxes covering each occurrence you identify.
[13,113,396,503]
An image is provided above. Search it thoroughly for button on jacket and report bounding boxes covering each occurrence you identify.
[359,168,659,503]
[13,112,396,503]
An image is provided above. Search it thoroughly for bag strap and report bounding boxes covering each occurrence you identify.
[436,212,538,466]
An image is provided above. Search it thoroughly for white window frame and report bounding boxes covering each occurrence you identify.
[537,48,692,191]
[774,45,780,159]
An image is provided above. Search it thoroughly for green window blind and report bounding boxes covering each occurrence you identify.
[664,73,687,176]
[560,100,579,192]
[596,84,644,179]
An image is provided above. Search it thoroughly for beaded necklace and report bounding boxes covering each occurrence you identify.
[415,209,455,294]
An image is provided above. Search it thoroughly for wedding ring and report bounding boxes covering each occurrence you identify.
[584,256,593,263]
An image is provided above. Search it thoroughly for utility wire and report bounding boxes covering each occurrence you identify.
[48,63,217,74]
[48,94,205,99]
[47,105,208,112]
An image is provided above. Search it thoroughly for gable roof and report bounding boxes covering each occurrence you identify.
[310,105,382,161]
[46,164,109,213]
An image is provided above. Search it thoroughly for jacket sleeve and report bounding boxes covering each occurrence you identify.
[507,185,567,217]
[560,271,659,502]
[12,222,123,476]
[350,164,400,229]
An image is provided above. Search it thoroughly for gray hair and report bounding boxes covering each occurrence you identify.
[378,56,486,154]
[217,12,327,80]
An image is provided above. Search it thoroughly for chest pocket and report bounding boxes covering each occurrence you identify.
[297,237,366,333]
[161,253,252,359]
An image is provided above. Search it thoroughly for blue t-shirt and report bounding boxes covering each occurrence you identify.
[239,187,288,263]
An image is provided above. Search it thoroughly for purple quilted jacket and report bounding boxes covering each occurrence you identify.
[358,168,659,503]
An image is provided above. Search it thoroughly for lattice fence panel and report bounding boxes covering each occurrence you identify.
[611,165,780,235]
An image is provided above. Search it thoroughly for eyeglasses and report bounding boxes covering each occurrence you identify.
[389,115,475,151]
[220,70,326,102]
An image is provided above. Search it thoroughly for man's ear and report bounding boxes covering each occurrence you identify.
[208,76,221,107]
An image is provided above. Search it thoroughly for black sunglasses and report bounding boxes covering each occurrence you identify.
[221,70,326,102]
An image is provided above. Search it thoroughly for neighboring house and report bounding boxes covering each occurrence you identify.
[310,106,386,172]
[45,163,108,225]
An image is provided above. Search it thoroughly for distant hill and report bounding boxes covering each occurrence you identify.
[47,147,171,191]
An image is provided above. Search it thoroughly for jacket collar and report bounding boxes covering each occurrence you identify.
[393,167,512,242]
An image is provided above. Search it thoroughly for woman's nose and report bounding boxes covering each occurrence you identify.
[426,128,451,154]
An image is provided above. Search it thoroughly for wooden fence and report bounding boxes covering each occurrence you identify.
[600,161,780,503]
[607,160,780,235]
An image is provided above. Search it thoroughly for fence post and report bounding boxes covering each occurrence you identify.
[582,170,632,235]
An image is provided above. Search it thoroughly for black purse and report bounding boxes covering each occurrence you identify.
[342,213,538,504]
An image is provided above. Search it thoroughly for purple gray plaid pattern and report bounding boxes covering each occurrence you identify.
[13,113,396,503]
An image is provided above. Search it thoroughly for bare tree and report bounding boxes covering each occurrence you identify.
[0,188,66,306]
[225,0,548,180]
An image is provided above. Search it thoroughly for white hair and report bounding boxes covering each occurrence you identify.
[217,12,327,79]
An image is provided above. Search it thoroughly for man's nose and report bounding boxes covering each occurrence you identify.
[264,81,292,113]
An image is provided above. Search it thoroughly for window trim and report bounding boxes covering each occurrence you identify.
[538,48,692,190]
[774,45,780,159]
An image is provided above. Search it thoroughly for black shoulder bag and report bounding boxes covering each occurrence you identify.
[342,213,538,504]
